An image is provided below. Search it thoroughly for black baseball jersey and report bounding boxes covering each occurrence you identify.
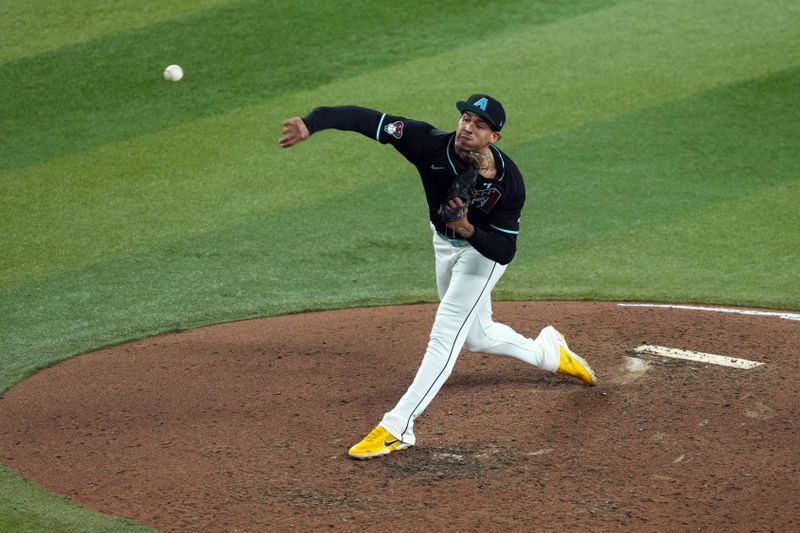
[302,106,525,264]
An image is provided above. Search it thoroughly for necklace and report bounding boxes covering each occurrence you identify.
[477,151,491,172]
[464,150,492,173]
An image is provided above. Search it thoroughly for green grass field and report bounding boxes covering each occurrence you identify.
[2,0,799,530]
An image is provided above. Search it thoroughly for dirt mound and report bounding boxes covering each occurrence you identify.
[1,302,798,531]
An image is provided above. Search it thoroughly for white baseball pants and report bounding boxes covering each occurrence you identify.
[380,226,561,445]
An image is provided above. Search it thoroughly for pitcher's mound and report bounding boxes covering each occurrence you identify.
[1,301,798,531]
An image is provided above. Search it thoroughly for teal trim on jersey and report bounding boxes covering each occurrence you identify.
[491,224,519,234]
[436,231,470,247]
[445,134,458,174]
[375,113,386,141]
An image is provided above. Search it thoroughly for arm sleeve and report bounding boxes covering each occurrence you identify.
[302,105,437,164]
[467,229,517,265]
[303,105,384,139]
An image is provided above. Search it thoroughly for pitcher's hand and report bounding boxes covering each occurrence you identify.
[445,198,475,238]
[279,117,310,148]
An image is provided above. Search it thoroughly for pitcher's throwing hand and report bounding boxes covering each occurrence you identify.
[279,117,309,148]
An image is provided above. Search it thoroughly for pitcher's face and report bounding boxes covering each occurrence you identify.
[454,111,500,152]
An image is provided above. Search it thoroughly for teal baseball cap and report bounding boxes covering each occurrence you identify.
[456,93,506,131]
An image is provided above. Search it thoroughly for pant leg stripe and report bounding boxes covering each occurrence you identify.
[400,262,497,440]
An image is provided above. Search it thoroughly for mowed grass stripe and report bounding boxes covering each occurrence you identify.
[0,0,626,173]
[0,109,420,287]
[507,180,800,307]
[362,0,800,138]
[514,64,800,247]
[0,178,434,405]
[0,0,234,62]
[499,66,800,307]
[2,0,797,288]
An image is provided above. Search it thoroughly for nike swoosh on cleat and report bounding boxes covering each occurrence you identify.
[383,438,399,447]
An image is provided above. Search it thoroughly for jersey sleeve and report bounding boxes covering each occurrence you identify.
[488,189,523,236]
[467,228,518,265]
[489,160,525,235]
[303,105,438,164]
[466,166,526,264]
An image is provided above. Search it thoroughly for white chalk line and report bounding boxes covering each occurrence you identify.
[634,345,764,369]
[618,303,800,321]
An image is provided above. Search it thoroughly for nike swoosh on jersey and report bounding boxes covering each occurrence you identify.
[430,164,446,170]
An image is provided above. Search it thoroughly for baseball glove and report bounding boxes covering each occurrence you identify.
[438,167,479,222]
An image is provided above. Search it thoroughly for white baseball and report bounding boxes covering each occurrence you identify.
[163,64,184,82]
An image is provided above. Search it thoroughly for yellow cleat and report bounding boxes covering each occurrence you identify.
[348,425,411,460]
[553,328,598,386]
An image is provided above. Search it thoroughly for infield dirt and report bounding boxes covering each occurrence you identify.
[1,302,798,531]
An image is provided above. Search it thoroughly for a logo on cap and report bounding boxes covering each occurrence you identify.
[472,97,488,111]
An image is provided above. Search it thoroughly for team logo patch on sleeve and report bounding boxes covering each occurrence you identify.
[384,121,404,139]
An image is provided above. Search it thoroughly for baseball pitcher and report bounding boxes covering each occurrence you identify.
[279,94,597,459]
